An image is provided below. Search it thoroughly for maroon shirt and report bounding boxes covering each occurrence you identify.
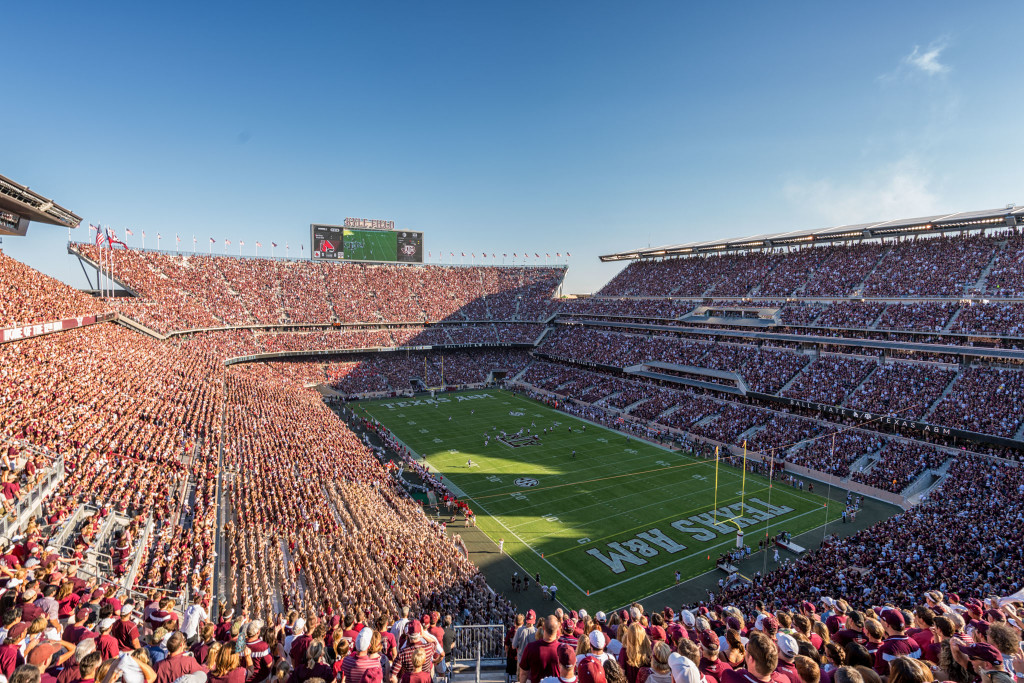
[699,657,733,683]
[520,639,560,683]
[112,618,140,652]
[154,654,209,683]
[775,661,801,683]
[97,634,120,661]
[209,668,246,683]
[62,625,97,645]
[0,643,23,679]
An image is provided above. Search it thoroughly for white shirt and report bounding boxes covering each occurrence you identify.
[182,603,208,638]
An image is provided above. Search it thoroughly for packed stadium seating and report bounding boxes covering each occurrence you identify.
[2,227,1024,683]
[72,244,565,332]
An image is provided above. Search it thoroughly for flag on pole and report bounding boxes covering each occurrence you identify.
[566,252,571,257]
[193,236,197,243]
[535,253,539,258]
[556,252,561,258]
[271,242,278,247]
[210,237,216,243]
[240,240,244,246]
[125,228,134,236]
[95,229,105,248]
[256,242,262,248]
[226,239,231,246]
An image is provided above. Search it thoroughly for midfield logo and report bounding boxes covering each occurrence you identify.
[497,434,540,448]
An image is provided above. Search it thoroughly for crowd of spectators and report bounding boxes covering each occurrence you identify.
[71,244,565,333]
[782,356,878,407]
[929,367,1024,438]
[597,232,1020,299]
[0,250,104,328]
[843,362,957,421]
[851,442,950,493]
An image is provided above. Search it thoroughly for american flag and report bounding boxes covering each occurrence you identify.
[256,242,262,248]
[125,228,134,236]
[210,237,215,243]
[272,242,278,247]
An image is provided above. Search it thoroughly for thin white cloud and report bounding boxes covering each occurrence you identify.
[905,43,949,75]
[783,158,941,226]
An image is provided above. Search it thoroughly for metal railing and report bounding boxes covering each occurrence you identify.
[0,452,65,540]
[451,624,506,665]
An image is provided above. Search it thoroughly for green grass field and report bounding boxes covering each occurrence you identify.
[356,389,843,610]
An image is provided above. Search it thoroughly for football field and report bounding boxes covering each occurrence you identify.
[355,388,844,609]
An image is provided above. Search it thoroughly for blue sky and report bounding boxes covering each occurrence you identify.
[3,1,1023,293]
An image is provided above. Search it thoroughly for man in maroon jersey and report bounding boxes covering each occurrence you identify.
[698,629,733,683]
[154,632,209,683]
[721,632,788,683]
[873,610,922,677]
[520,616,561,683]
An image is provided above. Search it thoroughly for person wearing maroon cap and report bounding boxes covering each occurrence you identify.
[62,609,97,645]
[697,629,732,683]
[721,632,788,683]
[577,656,607,683]
[873,610,921,677]
[0,622,25,679]
[513,611,539,664]
[558,619,579,649]
[392,619,439,683]
[520,616,561,683]
[647,614,667,646]
[951,641,1010,683]
[539,643,578,683]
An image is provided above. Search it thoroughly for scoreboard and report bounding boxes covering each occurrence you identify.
[310,223,423,263]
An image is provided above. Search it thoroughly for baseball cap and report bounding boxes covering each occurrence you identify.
[76,608,91,621]
[99,617,117,630]
[405,620,422,638]
[578,657,607,683]
[562,618,575,634]
[984,609,1006,622]
[27,644,54,667]
[589,631,606,649]
[649,625,666,642]
[776,633,798,659]
[526,609,536,625]
[121,604,134,616]
[699,630,719,650]
[363,666,383,683]
[557,643,575,668]
[726,617,741,631]
[421,614,432,626]
[7,622,28,642]
[595,611,606,622]
[959,643,1002,665]
[801,601,816,613]
[882,610,905,630]
[91,589,105,600]
[355,627,374,652]
[680,610,695,627]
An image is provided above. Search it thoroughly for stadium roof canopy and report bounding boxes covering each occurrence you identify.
[599,206,1024,262]
[0,173,81,236]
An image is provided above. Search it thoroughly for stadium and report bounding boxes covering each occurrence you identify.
[3,5,1024,683]
[0,163,1021,683]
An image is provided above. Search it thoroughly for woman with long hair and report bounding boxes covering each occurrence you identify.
[618,623,651,683]
[209,645,246,683]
